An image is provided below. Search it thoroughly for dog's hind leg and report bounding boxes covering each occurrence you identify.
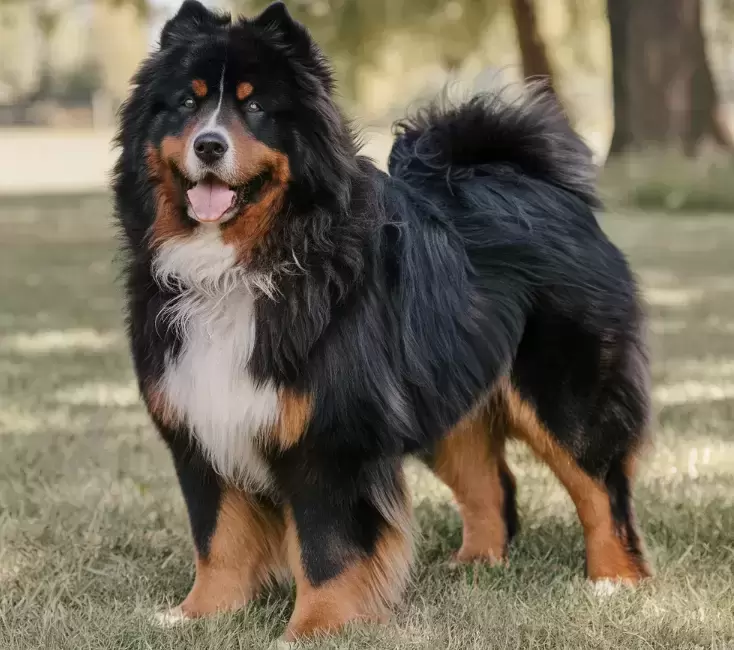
[426,404,518,565]
[501,382,651,582]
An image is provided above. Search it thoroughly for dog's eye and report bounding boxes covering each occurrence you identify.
[181,97,196,110]
[245,100,263,113]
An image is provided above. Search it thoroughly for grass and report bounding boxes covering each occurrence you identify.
[601,154,734,214]
[1,195,733,650]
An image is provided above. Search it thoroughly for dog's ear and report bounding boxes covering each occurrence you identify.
[160,0,229,50]
[253,2,312,52]
[253,3,297,36]
[252,2,334,92]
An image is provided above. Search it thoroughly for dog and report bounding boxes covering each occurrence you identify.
[113,0,651,641]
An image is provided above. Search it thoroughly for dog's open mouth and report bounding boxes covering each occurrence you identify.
[173,169,270,224]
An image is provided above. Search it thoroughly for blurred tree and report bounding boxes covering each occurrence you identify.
[0,0,148,123]
[240,0,504,101]
[607,0,733,157]
[34,5,59,100]
[0,0,148,97]
[0,0,148,10]
[510,0,559,99]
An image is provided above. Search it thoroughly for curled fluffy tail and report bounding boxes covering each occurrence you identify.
[388,89,599,208]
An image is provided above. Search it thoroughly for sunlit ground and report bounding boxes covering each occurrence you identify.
[0,196,732,649]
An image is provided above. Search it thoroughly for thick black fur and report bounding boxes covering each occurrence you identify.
[114,1,649,594]
[163,426,222,558]
[500,464,519,546]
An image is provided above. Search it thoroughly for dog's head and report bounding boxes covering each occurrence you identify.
[117,1,354,268]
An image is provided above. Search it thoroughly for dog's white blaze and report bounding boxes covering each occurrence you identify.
[184,63,237,189]
[205,64,227,129]
[153,227,279,491]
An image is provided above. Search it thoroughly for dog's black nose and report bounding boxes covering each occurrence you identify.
[193,132,229,164]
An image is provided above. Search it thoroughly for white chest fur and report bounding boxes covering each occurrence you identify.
[153,228,279,491]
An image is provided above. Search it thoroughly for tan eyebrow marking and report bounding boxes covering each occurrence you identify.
[236,82,254,101]
[192,79,208,98]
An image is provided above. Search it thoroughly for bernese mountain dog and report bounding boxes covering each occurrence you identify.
[113,0,651,641]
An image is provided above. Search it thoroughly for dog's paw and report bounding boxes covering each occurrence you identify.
[153,606,190,628]
[589,578,628,598]
[268,640,297,650]
[447,550,507,570]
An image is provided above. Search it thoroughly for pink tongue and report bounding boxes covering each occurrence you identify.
[186,179,236,222]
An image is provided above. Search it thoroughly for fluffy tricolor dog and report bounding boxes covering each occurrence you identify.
[114,0,651,641]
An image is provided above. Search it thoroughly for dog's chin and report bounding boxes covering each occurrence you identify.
[170,166,271,226]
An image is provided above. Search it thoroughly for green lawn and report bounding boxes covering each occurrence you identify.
[1,196,733,649]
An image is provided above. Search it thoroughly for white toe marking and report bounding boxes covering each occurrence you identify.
[268,640,297,650]
[154,606,190,627]
[590,578,624,597]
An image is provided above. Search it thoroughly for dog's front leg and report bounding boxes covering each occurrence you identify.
[272,453,412,641]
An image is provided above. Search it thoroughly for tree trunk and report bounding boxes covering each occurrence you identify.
[607,0,733,158]
[510,0,560,100]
